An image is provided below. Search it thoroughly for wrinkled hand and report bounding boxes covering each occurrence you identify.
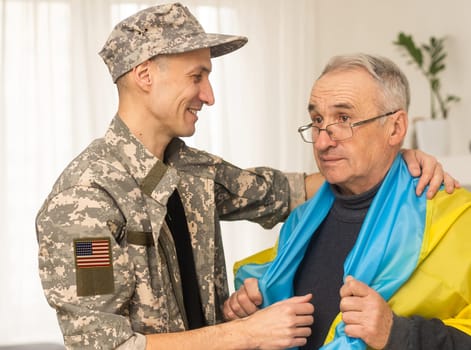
[339,276,392,350]
[242,294,314,349]
[402,149,460,198]
[224,278,262,320]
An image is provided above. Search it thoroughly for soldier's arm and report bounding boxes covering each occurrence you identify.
[36,186,137,349]
[145,294,314,350]
[214,162,293,228]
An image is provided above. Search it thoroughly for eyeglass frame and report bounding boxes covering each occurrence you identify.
[297,109,400,143]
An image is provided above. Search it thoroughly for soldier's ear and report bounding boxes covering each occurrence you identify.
[132,60,153,91]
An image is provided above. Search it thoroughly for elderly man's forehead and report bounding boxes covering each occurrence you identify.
[310,69,379,101]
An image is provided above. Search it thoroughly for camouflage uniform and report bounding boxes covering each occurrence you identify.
[36,116,305,349]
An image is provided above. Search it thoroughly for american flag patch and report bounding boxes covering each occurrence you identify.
[74,238,111,268]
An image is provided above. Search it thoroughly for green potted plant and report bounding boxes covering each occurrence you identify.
[393,32,460,155]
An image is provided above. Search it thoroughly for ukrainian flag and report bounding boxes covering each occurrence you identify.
[234,155,471,349]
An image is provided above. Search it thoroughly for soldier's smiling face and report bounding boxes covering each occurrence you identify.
[148,48,215,139]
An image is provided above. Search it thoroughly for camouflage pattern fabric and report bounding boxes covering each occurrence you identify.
[99,2,248,82]
[36,115,305,349]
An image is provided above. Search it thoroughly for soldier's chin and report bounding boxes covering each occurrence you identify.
[179,127,196,138]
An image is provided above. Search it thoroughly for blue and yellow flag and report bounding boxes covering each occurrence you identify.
[235,155,471,349]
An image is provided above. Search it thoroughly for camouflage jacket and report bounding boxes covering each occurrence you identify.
[36,116,305,349]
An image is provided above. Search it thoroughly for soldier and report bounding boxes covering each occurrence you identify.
[36,3,456,350]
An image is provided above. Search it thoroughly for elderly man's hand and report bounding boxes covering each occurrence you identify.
[224,278,263,320]
[339,276,393,350]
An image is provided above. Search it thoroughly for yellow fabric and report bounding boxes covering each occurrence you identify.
[325,313,344,345]
[325,188,471,345]
[233,241,278,276]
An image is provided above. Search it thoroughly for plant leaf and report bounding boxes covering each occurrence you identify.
[393,32,423,67]
[393,32,460,119]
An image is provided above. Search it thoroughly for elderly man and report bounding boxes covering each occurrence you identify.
[36,2,456,349]
[230,54,471,349]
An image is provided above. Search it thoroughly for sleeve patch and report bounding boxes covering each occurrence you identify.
[74,238,114,296]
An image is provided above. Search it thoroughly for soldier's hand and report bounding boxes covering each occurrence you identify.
[241,293,314,349]
[402,149,460,198]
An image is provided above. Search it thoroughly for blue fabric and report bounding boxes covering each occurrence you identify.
[234,181,334,298]
[235,155,427,349]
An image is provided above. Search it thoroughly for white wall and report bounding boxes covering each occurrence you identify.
[311,0,471,155]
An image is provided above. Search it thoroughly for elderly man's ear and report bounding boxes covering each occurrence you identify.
[388,110,408,146]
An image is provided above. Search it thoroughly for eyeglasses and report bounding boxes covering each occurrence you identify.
[297,110,399,143]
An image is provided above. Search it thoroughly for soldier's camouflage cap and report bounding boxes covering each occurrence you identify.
[99,2,248,82]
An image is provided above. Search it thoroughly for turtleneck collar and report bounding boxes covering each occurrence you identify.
[329,181,382,223]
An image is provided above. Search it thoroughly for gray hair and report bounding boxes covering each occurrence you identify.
[319,53,410,113]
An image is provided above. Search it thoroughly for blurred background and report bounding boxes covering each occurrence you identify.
[1,0,470,345]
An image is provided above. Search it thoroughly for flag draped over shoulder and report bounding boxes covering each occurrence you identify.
[234,155,427,349]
